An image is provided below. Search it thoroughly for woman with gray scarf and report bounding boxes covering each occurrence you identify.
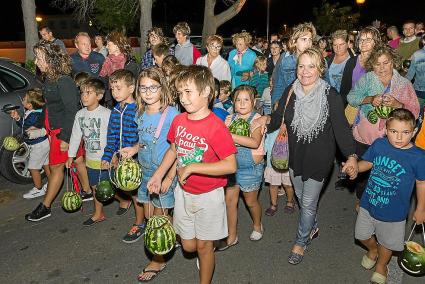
[256,47,358,264]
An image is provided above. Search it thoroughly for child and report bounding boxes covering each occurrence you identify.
[66,78,111,226]
[346,109,425,284]
[219,80,233,114]
[261,78,272,115]
[74,71,90,89]
[249,55,269,98]
[152,43,170,68]
[25,41,83,222]
[100,69,140,241]
[161,55,180,80]
[147,65,237,284]
[212,78,229,121]
[119,67,179,282]
[10,89,50,199]
[263,129,295,216]
[222,85,265,249]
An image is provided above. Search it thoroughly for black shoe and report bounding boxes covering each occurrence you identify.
[80,191,93,202]
[25,202,51,222]
[122,224,145,243]
[334,179,347,191]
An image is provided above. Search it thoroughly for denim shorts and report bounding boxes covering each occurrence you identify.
[230,161,264,192]
[87,167,110,187]
[137,168,175,209]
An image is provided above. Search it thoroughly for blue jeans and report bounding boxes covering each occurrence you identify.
[289,169,324,248]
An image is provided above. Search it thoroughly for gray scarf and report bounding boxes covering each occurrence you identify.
[290,78,329,143]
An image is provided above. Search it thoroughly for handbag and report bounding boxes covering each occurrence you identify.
[271,88,293,170]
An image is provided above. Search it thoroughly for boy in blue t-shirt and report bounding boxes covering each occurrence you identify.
[346,109,425,284]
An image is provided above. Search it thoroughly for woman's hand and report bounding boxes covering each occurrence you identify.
[371,95,383,107]
[382,94,403,108]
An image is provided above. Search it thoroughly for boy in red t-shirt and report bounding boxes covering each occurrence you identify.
[148,65,237,283]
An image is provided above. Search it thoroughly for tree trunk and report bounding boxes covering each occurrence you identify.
[139,0,153,56]
[21,0,39,62]
[202,0,247,47]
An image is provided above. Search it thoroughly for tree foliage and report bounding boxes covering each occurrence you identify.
[313,1,360,35]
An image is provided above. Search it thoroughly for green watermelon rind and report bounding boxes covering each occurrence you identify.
[144,215,176,255]
[374,106,395,119]
[114,159,142,191]
[3,136,20,151]
[61,192,82,212]
[399,241,425,275]
[95,180,115,202]
[229,118,250,137]
[367,110,379,124]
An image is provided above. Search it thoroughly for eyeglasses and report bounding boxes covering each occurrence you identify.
[209,44,222,50]
[138,85,162,93]
[359,38,374,44]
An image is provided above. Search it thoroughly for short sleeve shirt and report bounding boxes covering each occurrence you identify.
[167,112,237,194]
[360,138,425,221]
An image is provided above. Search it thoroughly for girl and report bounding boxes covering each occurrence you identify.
[119,67,179,282]
[25,41,83,221]
[264,129,295,216]
[222,85,265,248]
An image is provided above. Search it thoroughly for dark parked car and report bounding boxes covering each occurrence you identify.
[0,58,43,184]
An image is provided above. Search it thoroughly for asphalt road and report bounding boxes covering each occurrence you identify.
[0,167,423,284]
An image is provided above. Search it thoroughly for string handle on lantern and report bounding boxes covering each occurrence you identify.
[406,223,425,245]
[147,189,167,219]
[65,168,69,192]
[108,151,120,188]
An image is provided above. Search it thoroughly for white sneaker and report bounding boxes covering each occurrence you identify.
[23,186,46,199]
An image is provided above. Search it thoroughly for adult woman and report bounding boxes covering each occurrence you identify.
[317,37,330,59]
[266,40,282,75]
[257,47,358,264]
[25,41,82,221]
[228,31,257,88]
[94,35,108,58]
[99,31,139,108]
[140,27,173,71]
[196,35,231,82]
[271,22,316,105]
[406,33,425,109]
[347,44,420,206]
[326,30,354,93]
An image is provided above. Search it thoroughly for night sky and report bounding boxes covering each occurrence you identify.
[2,0,424,40]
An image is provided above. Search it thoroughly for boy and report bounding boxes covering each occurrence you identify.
[347,109,425,284]
[66,78,111,226]
[10,89,50,199]
[100,69,143,242]
[152,43,170,68]
[147,65,237,284]
[218,80,233,114]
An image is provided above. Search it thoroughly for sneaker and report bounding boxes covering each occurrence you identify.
[23,186,46,199]
[122,224,145,243]
[80,191,93,202]
[25,202,51,222]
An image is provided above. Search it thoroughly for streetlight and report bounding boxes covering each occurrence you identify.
[35,16,42,22]
[266,0,270,41]
[356,0,365,4]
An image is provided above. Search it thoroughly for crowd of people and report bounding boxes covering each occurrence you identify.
[10,19,425,283]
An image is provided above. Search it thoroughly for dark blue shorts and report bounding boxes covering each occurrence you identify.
[87,167,110,187]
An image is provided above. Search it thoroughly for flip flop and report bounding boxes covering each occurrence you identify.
[137,265,166,282]
[215,237,239,252]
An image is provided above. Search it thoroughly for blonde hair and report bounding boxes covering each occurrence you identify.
[206,35,223,46]
[331,29,349,42]
[232,85,256,109]
[297,47,326,76]
[288,22,316,54]
[254,55,267,69]
[232,31,252,46]
[136,67,172,115]
[173,22,191,36]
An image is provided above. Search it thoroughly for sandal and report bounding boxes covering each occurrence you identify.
[284,201,295,214]
[370,267,388,284]
[137,265,166,282]
[265,204,278,216]
[215,236,239,252]
[288,251,304,265]
[361,254,377,270]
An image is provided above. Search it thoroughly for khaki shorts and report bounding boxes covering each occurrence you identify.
[27,139,49,170]
[355,207,405,251]
[173,184,228,241]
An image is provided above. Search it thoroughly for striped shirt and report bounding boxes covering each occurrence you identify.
[102,102,138,162]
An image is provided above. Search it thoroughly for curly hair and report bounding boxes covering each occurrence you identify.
[288,22,316,54]
[365,44,402,72]
[136,67,172,115]
[357,26,382,49]
[106,31,134,62]
[232,31,252,46]
[206,35,224,46]
[146,27,168,49]
[173,22,191,36]
[33,40,72,81]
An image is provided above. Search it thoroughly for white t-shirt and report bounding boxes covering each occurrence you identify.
[196,54,231,82]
